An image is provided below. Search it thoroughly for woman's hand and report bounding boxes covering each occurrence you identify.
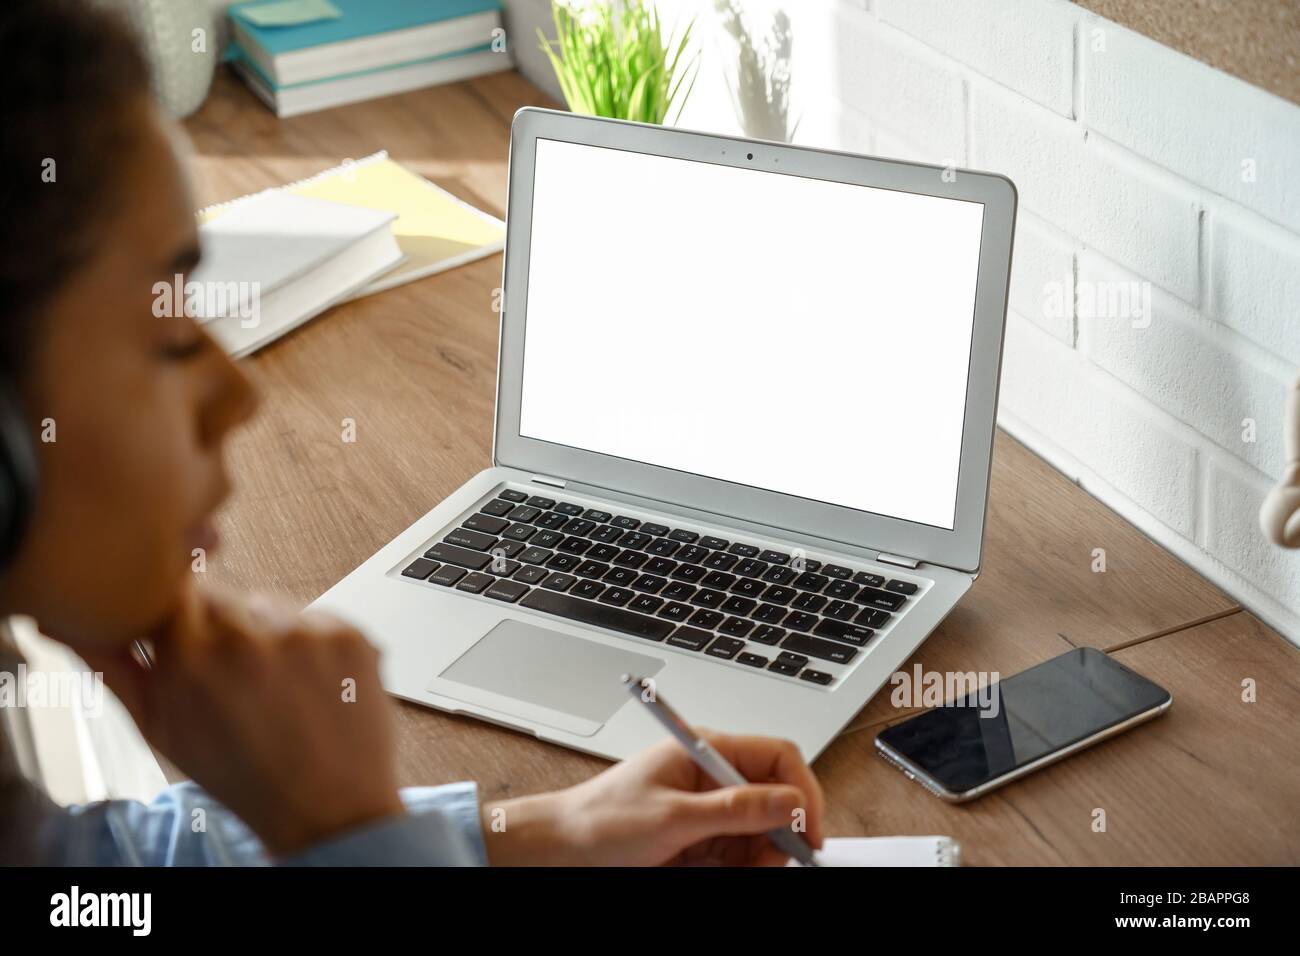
[74,584,405,857]
[482,733,825,866]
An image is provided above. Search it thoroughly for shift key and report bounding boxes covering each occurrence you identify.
[781,633,858,664]
[424,542,492,571]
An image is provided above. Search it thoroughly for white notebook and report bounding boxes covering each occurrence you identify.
[789,836,962,867]
[188,191,402,357]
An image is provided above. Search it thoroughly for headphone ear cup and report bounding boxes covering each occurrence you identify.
[0,385,39,570]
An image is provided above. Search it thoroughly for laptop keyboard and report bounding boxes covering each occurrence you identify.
[398,488,924,688]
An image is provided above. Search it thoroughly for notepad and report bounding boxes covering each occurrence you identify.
[189,191,402,357]
[790,836,962,867]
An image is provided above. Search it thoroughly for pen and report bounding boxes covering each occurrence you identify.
[621,673,819,867]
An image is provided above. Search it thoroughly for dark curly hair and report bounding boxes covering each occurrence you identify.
[0,0,153,384]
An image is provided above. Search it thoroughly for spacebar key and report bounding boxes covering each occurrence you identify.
[520,589,672,641]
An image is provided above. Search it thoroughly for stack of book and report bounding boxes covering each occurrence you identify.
[228,0,512,117]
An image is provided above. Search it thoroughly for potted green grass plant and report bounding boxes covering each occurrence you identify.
[538,0,699,124]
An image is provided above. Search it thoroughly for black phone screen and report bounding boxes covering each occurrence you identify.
[876,647,1170,794]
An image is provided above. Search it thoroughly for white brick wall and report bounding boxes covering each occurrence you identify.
[505,0,1300,643]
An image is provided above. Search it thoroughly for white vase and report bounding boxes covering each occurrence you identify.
[108,0,224,118]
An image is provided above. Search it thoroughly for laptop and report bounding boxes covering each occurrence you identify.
[311,108,1017,761]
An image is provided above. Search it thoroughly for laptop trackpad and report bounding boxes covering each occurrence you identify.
[427,620,665,738]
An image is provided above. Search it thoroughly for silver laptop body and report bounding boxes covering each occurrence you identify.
[311,108,1017,761]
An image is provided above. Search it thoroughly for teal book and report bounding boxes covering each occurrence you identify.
[229,0,503,55]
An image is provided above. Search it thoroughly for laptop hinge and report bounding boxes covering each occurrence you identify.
[876,552,921,570]
[530,474,567,490]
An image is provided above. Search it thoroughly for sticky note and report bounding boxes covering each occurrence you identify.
[237,0,342,28]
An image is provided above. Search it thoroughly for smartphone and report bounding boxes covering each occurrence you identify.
[874,647,1171,802]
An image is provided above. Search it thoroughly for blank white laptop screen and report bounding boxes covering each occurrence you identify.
[518,138,985,530]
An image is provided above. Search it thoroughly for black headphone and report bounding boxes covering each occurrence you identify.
[0,382,38,571]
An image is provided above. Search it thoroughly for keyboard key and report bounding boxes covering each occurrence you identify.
[402,558,439,580]
[536,512,569,530]
[425,542,492,571]
[700,571,736,590]
[675,545,709,564]
[571,580,605,600]
[589,525,623,543]
[554,502,585,516]
[558,536,592,554]
[445,528,498,552]
[671,564,707,583]
[706,636,745,660]
[661,582,696,601]
[813,619,875,646]
[484,556,522,577]
[699,536,730,551]
[825,580,859,601]
[753,604,787,624]
[668,529,699,543]
[703,552,738,572]
[768,659,801,676]
[719,596,757,616]
[613,550,649,568]
[583,509,612,522]
[657,602,692,622]
[620,532,652,550]
[792,572,829,592]
[588,543,621,561]
[800,670,833,685]
[801,560,823,573]
[823,600,857,620]
[761,565,797,585]
[782,633,858,664]
[428,565,466,587]
[532,530,564,548]
[737,652,769,668]
[750,625,786,645]
[604,567,638,587]
[492,540,525,559]
[718,617,754,638]
[688,609,724,629]
[856,607,893,628]
[822,564,852,579]
[853,571,885,588]
[644,557,677,575]
[641,523,669,537]
[456,572,493,593]
[545,553,581,572]
[575,560,611,579]
[498,489,528,503]
[525,496,556,509]
[733,558,768,578]
[886,579,919,595]
[628,594,664,615]
[562,518,597,536]
[783,612,818,632]
[519,546,553,565]
[689,589,726,609]
[667,627,712,651]
[513,565,548,585]
[480,499,514,517]
[728,542,760,557]
[507,505,542,523]
[791,593,827,613]
[503,522,537,542]
[760,550,790,565]
[599,587,634,607]
[520,589,673,641]
[541,572,576,591]
[484,579,529,603]
[730,577,766,598]
[463,513,509,535]
[777,651,809,667]
[632,574,667,594]
[646,538,680,556]
[762,586,797,605]
[611,516,641,530]
[855,586,907,611]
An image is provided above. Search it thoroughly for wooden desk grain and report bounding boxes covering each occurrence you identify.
[184,69,1296,862]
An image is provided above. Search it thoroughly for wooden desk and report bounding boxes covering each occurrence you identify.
[185,70,1300,865]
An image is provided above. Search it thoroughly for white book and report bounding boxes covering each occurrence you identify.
[788,836,962,867]
[233,47,510,118]
[188,191,402,357]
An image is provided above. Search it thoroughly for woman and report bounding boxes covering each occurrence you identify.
[0,0,824,866]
